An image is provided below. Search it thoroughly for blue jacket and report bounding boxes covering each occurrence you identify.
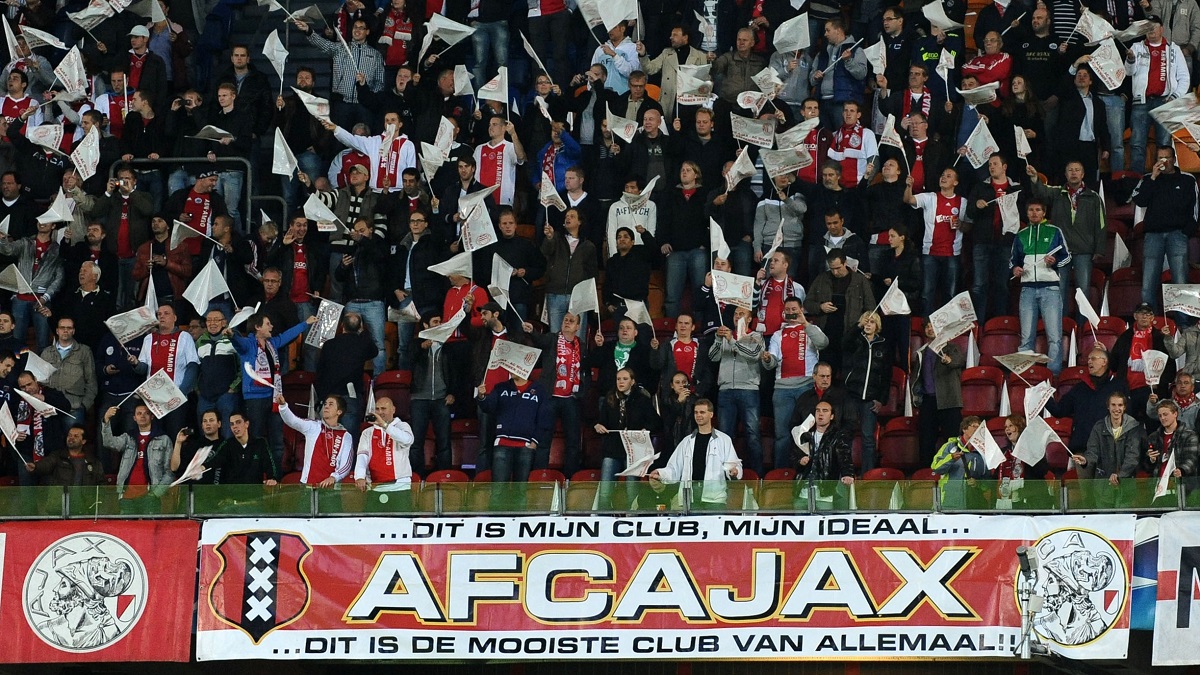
[477,380,554,446]
[532,131,582,190]
[232,321,310,399]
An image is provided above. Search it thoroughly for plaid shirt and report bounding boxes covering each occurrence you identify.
[306,32,384,103]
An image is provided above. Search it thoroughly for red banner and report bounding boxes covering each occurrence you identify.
[0,520,199,663]
[196,515,1134,661]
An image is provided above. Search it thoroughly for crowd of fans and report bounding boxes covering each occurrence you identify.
[0,0,1198,512]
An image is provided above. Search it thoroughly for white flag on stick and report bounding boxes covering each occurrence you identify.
[302,193,345,232]
[136,369,188,419]
[762,147,813,178]
[54,46,87,94]
[477,66,508,103]
[773,12,810,53]
[1014,126,1032,160]
[676,69,712,101]
[598,0,636,31]
[1,15,20,64]
[519,32,552,84]
[15,387,65,418]
[418,142,446,184]
[228,302,259,330]
[460,205,497,252]
[568,278,599,316]
[764,221,786,260]
[290,87,331,123]
[1076,287,1102,329]
[878,281,911,316]
[457,184,499,219]
[20,25,66,50]
[484,340,542,380]
[709,218,731,260]
[967,423,1006,470]
[615,430,659,477]
[957,81,1000,107]
[923,2,963,29]
[711,270,756,309]
[183,259,232,315]
[606,103,639,144]
[730,114,776,148]
[622,175,659,210]
[726,146,756,192]
[936,48,955,86]
[169,445,212,486]
[790,414,816,452]
[24,352,57,382]
[863,40,887,74]
[263,29,289,82]
[452,64,473,96]
[170,220,208,250]
[1163,284,1200,317]
[539,173,567,211]
[995,351,1050,377]
[70,126,100,180]
[1014,415,1059,466]
[27,124,65,154]
[0,263,34,294]
[488,253,514,308]
[37,188,73,224]
[1075,8,1115,42]
[1143,349,1170,386]
[418,307,467,343]
[962,119,999,168]
[0,403,24,460]
[928,292,977,350]
[105,306,158,343]
[1024,380,1057,418]
[620,296,653,326]
[1155,453,1177,500]
[1089,38,1127,90]
[879,113,904,149]
[998,191,1021,234]
[271,128,298,177]
[428,251,473,279]
[1113,234,1132,272]
[426,13,475,47]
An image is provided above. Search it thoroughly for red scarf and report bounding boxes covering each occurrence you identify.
[553,334,581,397]
[833,123,865,188]
[376,134,409,190]
[378,9,412,66]
[902,88,932,119]
[1175,391,1196,409]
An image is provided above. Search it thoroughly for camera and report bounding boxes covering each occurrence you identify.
[180,427,194,437]
[364,413,377,424]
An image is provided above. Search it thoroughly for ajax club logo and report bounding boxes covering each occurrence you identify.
[210,531,313,644]
[23,532,149,652]
[1017,529,1128,648]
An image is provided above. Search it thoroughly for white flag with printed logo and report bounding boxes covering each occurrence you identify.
[773,12,810,53]
[54,46,87,95]
[1,15,19,64]
[428,250,473,279]
[418,308,466,343]
[1075,8,1115,42]
[1015,126,1032,160]
[709,218,731,260]
[27,124,64,154]
[418,142,446,184]
[460,205,497,252]
[737,90,768,115]
[762,147,812,178]
[105,305,157,343]
[302,193,344,232]
[962,119,999,168]
[539,173,566,211]
[676,69,712,102]
[183,259,232,315]
[879,113,904,149]
[764,220,786,260]
[136,369,188,419]
[711,270,756,309]
[1089,38,1127,90]
[457,184,499,219]
[957,82,1000,107]
[271,128,298,177]
[37,189,73,224]
[619,296,653,326]
[263,29,288,82]
[1163,284,1200,317]
[616,430,659,477]
[0,263,33,295]
[485,340,542,380]
[863,40,887,75]
[606,103,639,144]
[488,254,514,308]
[967,422,1006,470]
[1143,349,1170,386]
[477,66,508,103]
[929,291,977,350]
[995,351,1049,377]
[568,278,599,316]
[1024,379,1057,418]
[291,87,330,123]
[998,191,1021,234]
[730,114,776,148]
[879,281,911,316]
[726,146,756,192]
[70,126,100,180]
[20,25,66,50]
[751,67,783,97]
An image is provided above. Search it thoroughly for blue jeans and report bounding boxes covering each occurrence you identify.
[471,20,509,87]
[922,254,960,312]
[117,257,137,310]
[664,247,708,317]
[281,150,324,215]
[490,443,532,508]
[538,396,582,475]
[197,391,240,438]
[341,392,365,444]
[167,167,191,195]
[1100,93,1127,173]
[216,169,244,232]
[395,318,416,371]
[1130,96,1171,174]
[294,300,318,372]
[12,298,50,350]
[728,239,754,277]
[546,292,587,337]
[1143,231,1189,312]
[598,456,638,508]
[773,383,812,470]
[1058,253,1094,325]
[972,242,1011,322]
[410,397,452,474]
[138,170,164,213]
[849,397,879,472]
[245,396,284,472]
[718,388,762,475]
[346,300,388,376]
[1019,285,1064,375]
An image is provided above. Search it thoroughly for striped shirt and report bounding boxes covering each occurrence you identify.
[305,32,384,103]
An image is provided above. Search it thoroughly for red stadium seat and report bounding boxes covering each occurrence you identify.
[1105,267,1143,318]
[910,467,939,482]
[1056,366,1087,400]
[986,417,1008,448]
[473,470,492,483]
[426,470,470,484]
[1078,316,1127,355]
[878,418,920,471]
[979,316,1021,368]
[739,468,760,481]
[876,367,908,420]
[372,370,413,417]
[1045,418,1074,471]
[764,468,796,481]
[862,467,904,481]
[1034,318,1077,357]
[571,469,601,482]
[529,469,567,483]
[961,366,1005,417]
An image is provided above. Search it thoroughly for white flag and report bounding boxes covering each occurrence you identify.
[434,117,456,158]
[957,81,1000,107]
[1014,126,1032,160]
[1163,284,1200,318]
[418,142,446,184]
[519,31,551,83]
[24,352,57,382]
[1014,415,1058,466]
[1155,453,1176,500]
[675,69,712,100]
[1143,349,1170,386]
[764,222,786,260]
[144,274,158,313]
[936,48,955,87]
[485,339,542,380]
[27,124,64,154]
[170,219,206,250]
[790,414,816,451]
[879,113,904,149]
[928,291,977,350]
[452,64,474,96]
[183,259,232,315]
[1075,287,1101,328]
[736,90,768,115]
[290,87,331,123]
[302,193,343,231]
[418,308,467,343]
[1113,235,1131,272]
[1024,380,1057,419]
[70,126,100,181]
[457,184,499,219]
[228,302,259,330]
[477,66,508,104]
[923,2,964,29]
[271,128,298,177]
[105,306,158,343]
[863,40,887,75]
[967,423,1006,471]
[428,251,474,279]
[615,430,658,477]
[622,175,659,210]
[136,369,188,419]
[15,388,62,417]
[0,263,34,295]
[773,12,810,53]
[962,119,999,169]
[1089,38,1127,91]
[762,147,813,178]
[709,218,731,260]
[598,0,636,31]
[606,103,639,144]
[37,188,73,224]
[54,46,87,94]
[427,13,475,47]
[488,253,514,308]
[730,114,776,148]
[568,278,599,316]
[1,15,19,64]
[19,25,66,50]
[879,281,911,316]
[711,270,756,309]
[751,66,783,97]
[726,146,756,192]
[169,445,212,486]
[460,205,497,252]
[263,29,289,81]
[539,173,567,211]
[1075,8,1115,42]
[998,191,1021,234]
[620,296,653,326]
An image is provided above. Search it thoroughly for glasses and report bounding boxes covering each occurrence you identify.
[883,15,899,21]
[409,217,427,223]
[263,278,281,284]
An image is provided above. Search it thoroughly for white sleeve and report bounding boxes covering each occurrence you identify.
[279,403,318,434]
[333,431,355,480]
[354,428,373,480]
[388,419,415,449]
[913,192,934,211]
[138,334,152,370]
[334,125,378,157]
[658,437,689,483]
[178,332,199,368]
[400,140,416,172]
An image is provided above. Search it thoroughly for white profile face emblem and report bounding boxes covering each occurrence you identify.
[23,532,149,653]
[1017,529,1127,648]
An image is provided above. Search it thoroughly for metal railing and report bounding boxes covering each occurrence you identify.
[110,155,254,231]
[0,478,1192,520]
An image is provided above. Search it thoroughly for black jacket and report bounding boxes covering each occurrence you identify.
[33,449,106,486]
[7,119,67,201]
[596,387,661,459]
[1111,327,1177,398]
[315,331,379,400]
[842,332,894,404]
[659,187,709,251]
[1132,171,1200,236]
[113,50,169,114]
[212,63,274,134]
[1046,372,1128,452]
[62,243,119,297]
[876,247,923,314]
[603,232,656,305]
[57,288,116,349]
[213,436,281,483]
[395,229,449,316]
[587,338,655,395]
[797,426,855,481]
[471,234,546,308]
[333,234,389,302]
[119,111,170,158]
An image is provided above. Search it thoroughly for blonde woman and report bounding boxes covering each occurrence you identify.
[842,310,893,472]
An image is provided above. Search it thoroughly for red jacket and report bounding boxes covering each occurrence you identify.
[442,283,488,342]
[962,52,1012,100]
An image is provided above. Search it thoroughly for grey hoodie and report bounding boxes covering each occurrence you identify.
[709,330,769,390]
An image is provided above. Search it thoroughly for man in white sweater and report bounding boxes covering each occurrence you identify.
[650,399,742,508]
